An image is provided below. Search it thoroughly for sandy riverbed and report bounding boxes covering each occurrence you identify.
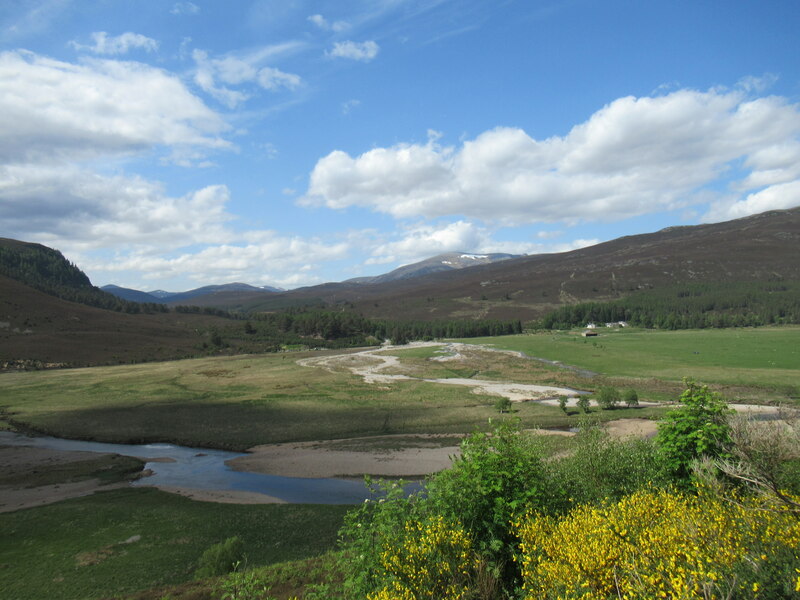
[0,446,130,513]
[227,434,463,479]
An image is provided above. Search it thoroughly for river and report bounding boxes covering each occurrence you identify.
[0,431,402,504]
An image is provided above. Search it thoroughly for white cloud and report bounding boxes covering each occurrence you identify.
[308,14,349,32]
[303,87,800,224]
[368,221,484,264]
[171,2,199,15]
[192,47,302,108]
[0,50,230,164]
[85,235,350,289]
[703,180,800,222]
[257,66,301,91]
[71,31,159,55]
[327,40,379,61]
[0,164,234,249]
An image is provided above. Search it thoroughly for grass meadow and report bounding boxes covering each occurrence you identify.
[456,326,800,403]
[0,488,348,600]
[0,345,668,450]
[1,327,797,599]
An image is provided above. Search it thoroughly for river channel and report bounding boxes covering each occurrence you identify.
[0,431,401,504]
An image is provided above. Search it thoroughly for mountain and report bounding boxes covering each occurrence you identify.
[164,283,281,304]
[101,285,165,304]
[100,282,283,305]
[347,252,519,285]
[239,207,800,321]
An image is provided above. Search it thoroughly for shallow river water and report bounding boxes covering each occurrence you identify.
[0,431,393,504]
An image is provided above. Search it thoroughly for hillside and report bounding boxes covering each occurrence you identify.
[238,207,800,321]
[0,274,244,368]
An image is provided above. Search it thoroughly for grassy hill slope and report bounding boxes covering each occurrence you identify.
[233,207,800,321]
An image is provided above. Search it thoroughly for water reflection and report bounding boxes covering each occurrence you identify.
[0,432,413,504]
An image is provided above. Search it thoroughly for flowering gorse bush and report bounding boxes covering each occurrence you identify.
[367,514,476,600]
[515,486,800,599]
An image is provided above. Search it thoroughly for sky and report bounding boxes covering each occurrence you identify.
[1,1,799,292]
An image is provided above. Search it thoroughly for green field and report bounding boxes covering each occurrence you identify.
[2,327,798,599]
[3,328,796,450]
[457,326,800,399]
[0,488,348,600]
[0,350,573,449]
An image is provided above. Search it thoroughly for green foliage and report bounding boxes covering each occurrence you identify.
[218,565,276,600]
[494,397,512,413]
[623,388,639,407]
[576,395,591,413]
[549,426,670,507]
[338,479,422,598]
[538,280,800,330]
[595,386,620,410]
[656,380,733,480]
[194,536,246,579]
[557,395,568,414]
[426,420,548,592]
[0,242,166,314]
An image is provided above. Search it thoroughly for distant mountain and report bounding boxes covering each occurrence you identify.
[239,207,800,321]
[148,290,174,299]
[163,283,282,304]
[101,285,165,304]
[347,252,519,285]
[101,282,283,305]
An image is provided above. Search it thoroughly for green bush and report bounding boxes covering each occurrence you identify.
[576,395,591,413]
[549,426,670,506]
[623,388,639,407]
[194,536,245,580]
[596,386,620,410]
[494,397,512,413]
[656,380,732,481]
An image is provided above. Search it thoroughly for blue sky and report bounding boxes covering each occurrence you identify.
[1,0,799,291]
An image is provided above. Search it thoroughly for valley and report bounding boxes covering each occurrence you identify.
[1,208,799,599]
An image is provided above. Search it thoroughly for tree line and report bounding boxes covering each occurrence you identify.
[0,244,168,314]
[537,281,800,330]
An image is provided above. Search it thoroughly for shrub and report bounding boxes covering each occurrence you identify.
[623,388,639,407]
[595,385,620,410]
[338,479,422,599]
[194,536,245,580]
[557,395,568,414]
[656,380,733,481]
[366,515,475,600]
[576,395,591,413]
[494,397,512,413]
[427,420,549,593]
[515,486,800,599]
[549,427,669,506]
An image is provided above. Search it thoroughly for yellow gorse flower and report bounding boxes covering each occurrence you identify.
[514,487,800,599]
[367,514,476,600]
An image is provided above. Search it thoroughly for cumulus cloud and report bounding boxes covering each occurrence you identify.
[71,31,159,55]
[368,221,485,264]
[0,164,234,249]
[192,47,302,108]
[703,180,800,222]
[308,14,349,32]
[303,87,800,224]
[0,50,230,164]
[84,235,350,289]
[0,48,345,290]
[327,40,379,61]
[363,220,596,267]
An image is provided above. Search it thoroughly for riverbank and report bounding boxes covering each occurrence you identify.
[0,445,140,513]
